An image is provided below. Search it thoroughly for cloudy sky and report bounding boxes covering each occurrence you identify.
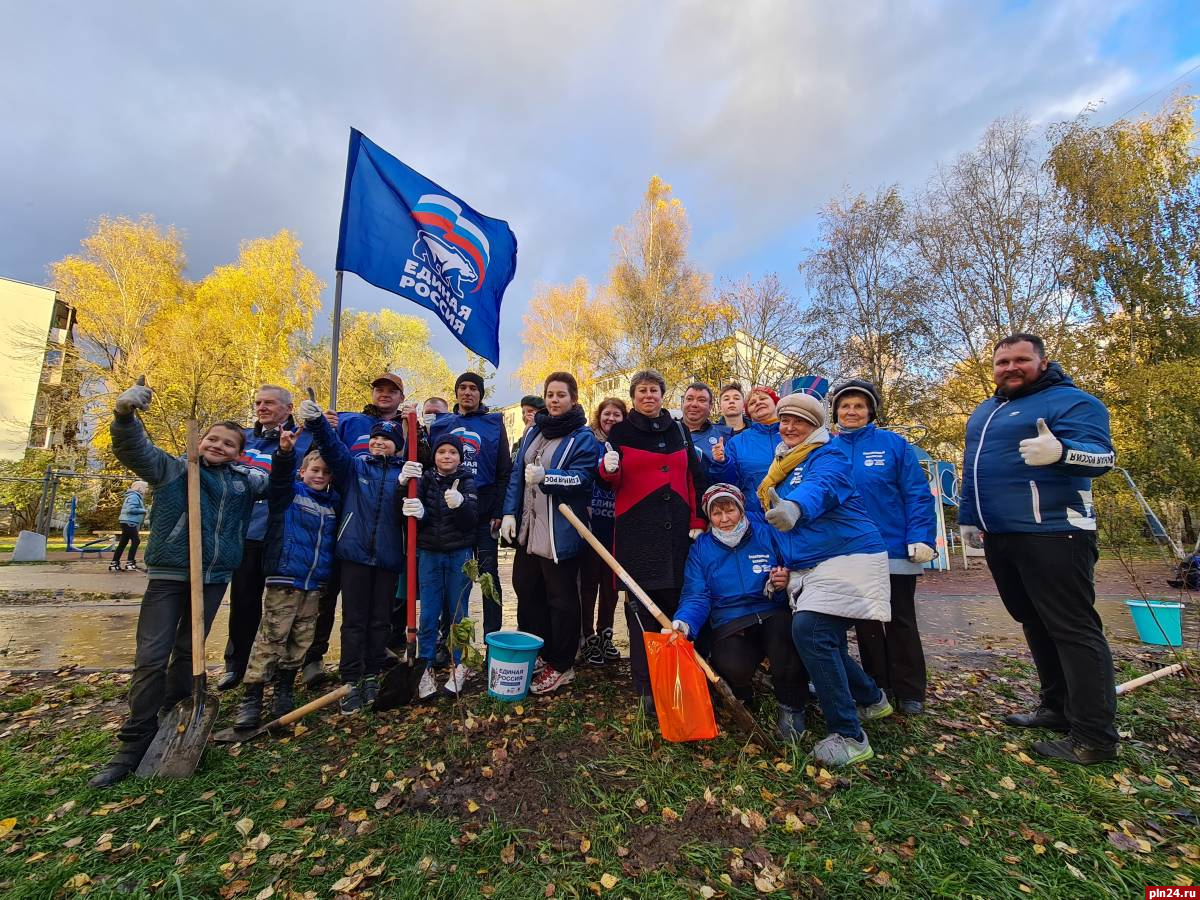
[2,1,1196,403]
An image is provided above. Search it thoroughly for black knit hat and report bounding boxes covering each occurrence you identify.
[455,372,486,394]
[520,395,546,410]
[829,379,881,423]
[369,420,401,447]
[432,433,464,461]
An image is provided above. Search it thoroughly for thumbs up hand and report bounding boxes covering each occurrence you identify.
[1018,417,1063,466]
[114,376,152,416]
[712,436,726,463]
[602,442,620,474]
[525,455,545,485]
[763,486,801,531]
[444,478,464,509]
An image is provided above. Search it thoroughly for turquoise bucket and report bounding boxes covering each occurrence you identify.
[1124,599,1184,647]
[484,630,544,701]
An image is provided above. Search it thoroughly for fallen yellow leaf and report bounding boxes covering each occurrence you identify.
[998,776,1017,791]
[0,819,15,840]
[234,817,254,837]
[600,873,618,890]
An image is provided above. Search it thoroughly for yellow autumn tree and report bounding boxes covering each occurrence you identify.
[594,176,719,395]
[514,277,609,405]
[294,309,454,412]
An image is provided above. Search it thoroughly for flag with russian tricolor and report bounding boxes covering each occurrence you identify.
[335,128,517,366]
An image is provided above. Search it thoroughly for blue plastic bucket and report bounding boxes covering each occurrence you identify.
[1125,599,1184,647]
[484,630,544,701]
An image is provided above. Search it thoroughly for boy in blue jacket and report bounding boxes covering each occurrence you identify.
[300,396,427,715]
[233,429,339,729]
[90,380,268,788]
[670,484,811,741]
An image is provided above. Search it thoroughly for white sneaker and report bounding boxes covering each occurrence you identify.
[530,666,574,695]
[813,731,874,767]
[443,663,469,696]
[417,669,437,700]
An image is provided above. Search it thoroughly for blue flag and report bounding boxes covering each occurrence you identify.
[335,129,518,366]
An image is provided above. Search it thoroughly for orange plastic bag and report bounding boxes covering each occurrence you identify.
[643,632,719,742]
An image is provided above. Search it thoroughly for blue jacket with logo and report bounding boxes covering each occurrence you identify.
[688,420,730,490]
[960,363,1114,534]
[429,405,513,521]
[118,489,146,527]
[262,448,339,590]
[308,413,407,573]
[674,515,788,636]
[587,427,616,547]
[503,422,599,562]
[709,421,780,513]
[240,418,312,542]
[772,439,886,570]
[835,424,936,561]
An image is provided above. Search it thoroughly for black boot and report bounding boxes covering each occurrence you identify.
[271,670,296,720]
[88,742,148,788]
[217,670,242,692]
[234,683,264,730]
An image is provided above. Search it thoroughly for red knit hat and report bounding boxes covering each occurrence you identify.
[748,385,779,405]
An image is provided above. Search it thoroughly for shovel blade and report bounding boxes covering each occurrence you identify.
[211,723,267,744]
[372,659,428,712]
[136,693,220,778]
[710,677,782,756]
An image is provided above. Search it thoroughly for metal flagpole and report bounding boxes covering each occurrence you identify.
[329,271,344,410]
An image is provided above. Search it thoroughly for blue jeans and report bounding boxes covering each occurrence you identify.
[792,610,884,739]
[417,547,473,664]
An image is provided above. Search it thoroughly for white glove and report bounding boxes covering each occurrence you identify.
[444,479,463,509]
[688,528,703,540]
[499,514,517,543]
[602,442,620,474]
[908,542,936,564]
[1019,418,1063,467]
[298,398,323,422]
[660,620,690,638]
[959,525,982,547]
[398,460,423,485]
[114,378,152,416]
[763,487,801,531]
[402,497,424,519]
[525,462,545,485]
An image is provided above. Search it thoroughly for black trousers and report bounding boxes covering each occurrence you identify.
[113,524,140,563]
[984,531,1118,747]
[304,561,340,665]
[626,587,681,697]
[223,540,265,677]
[855,574,927,702]
[512,547,580,673]
[710,610,811,709]
[339,561,399,683]
[118,579,227,749]
[580,543,619,636]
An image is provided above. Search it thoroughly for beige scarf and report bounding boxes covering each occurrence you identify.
[757,427,830,511]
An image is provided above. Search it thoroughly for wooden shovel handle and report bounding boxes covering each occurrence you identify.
[1116,663,1184,695]
[269,683,351,728]
[186,420,205,678]
[558,503,723,687]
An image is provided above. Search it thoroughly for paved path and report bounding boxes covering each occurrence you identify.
[0,556,1192,671]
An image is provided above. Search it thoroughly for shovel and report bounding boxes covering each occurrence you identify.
[558,503,782,755]
[212,683,351,743]
[374,409,428,711]
[137,420,220,778]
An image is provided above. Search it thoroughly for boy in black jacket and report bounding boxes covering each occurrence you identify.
[401,434,479,698]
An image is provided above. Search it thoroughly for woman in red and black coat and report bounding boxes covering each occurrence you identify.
[599,369,705,710]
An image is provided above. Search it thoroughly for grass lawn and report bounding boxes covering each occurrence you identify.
[0,653,1196,898]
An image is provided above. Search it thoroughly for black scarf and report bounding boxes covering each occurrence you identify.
[535,404,586,439]
[627,408,674,433]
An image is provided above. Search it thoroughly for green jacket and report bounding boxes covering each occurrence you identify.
[111,414,268,583]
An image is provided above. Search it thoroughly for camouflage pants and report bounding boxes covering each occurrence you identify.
[244,586,322,684]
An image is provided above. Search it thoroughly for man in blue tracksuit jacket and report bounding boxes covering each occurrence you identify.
[679,382,729,491]
[429,371,513,638]
[960,333,1117,764]
[220,385,312,691]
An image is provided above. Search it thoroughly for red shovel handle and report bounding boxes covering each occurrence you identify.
[406,410,419,641]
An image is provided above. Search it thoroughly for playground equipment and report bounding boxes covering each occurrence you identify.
[63,496,116,557]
